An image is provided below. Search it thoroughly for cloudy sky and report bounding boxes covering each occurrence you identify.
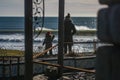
[0,0,107,17]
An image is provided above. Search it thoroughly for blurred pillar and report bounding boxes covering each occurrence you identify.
[24,0,33,80]
[58,0,65,78]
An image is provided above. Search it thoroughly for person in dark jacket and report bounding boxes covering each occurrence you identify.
[43,32,55,55]
[64,13,76,54]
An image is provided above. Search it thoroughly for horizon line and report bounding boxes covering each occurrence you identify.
[0,15,97,17]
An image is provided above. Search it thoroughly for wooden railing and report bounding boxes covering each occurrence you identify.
[0,41,105,79]
[0,56,24,80]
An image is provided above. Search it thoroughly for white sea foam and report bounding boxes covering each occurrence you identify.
[0,26,96,43]
[75,25,96,31]
[0,32,98,54]
[0,34,24,42]
[0,26,98,53]
[35,26,96,32]
[35,27,57,31]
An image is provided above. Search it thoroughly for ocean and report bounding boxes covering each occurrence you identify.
[0,17,98,53]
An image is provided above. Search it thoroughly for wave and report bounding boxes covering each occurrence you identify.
[35,25,96,32]
[0,26,97,43]
[0,34,24,42]
[0,32,97,51]
[75,25,96,31]
[35,27,58,32]
[0,26,96,34]
[0,33,97,43]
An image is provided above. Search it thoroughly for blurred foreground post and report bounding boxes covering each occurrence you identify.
[25,0,33,80]
[58,0,65,78]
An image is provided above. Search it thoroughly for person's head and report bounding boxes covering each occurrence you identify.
[67,13,70,17]
[46,31,51,35]
[66,13,70,18]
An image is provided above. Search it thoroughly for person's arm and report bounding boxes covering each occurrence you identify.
[72,24,76,35]
[43,38,46,45]
[51,35,55,42]
[42,39,45,45]
[52,35,55,39]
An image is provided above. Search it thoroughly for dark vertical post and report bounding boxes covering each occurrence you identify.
[24,0,33,80]
[58,0,65,77]
[42,0,45,27]
[9,57,12,80]
[17,57,20,80]
[2,57,5,79]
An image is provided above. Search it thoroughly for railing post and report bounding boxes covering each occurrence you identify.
[17,57,20,80]
[2,57,5,80]
[58,0,65,78]
[24,0,33,80]
[9,57,12,80]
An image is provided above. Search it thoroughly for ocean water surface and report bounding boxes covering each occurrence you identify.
[0,17,98,53]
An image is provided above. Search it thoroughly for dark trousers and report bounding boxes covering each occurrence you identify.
[45,44,52,55]
[64,43,72,53]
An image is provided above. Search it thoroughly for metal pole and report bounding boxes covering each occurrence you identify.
[24,0,33,80]
[58,0,65,78]
[42,0,45,27]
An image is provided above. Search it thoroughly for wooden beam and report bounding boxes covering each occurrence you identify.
[33,60,95,73]
[33,44,58,59]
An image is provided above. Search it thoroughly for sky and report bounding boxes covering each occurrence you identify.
[0,0,107,17]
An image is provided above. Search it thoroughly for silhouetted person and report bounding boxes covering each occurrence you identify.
[43,32,55,55]
[64,13,76,54]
